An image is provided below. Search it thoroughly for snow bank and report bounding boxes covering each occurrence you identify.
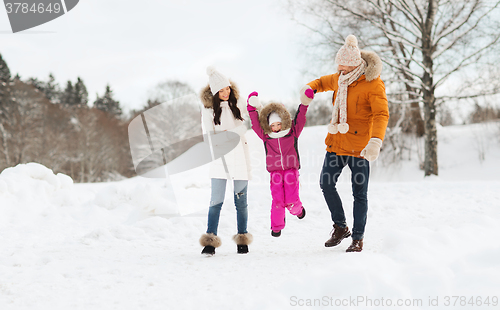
[372,121,500,182]
[0,162,73,203]
[1,124,499,310]
[0,163,75,228]
[0,163,202,243]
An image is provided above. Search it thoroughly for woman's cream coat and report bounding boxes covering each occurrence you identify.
[200,82,251,180]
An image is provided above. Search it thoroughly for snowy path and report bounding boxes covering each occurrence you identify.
[1,124,500,309]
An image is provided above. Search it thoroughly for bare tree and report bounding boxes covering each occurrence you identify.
[63,107,132,182]
[129,80,200,174]
[36,102,74,172]
[147,80,195,104]
[0,79,78,174]
[288,0,500,176]
[2,79,47,166]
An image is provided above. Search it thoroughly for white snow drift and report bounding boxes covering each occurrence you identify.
[0,123,499,310]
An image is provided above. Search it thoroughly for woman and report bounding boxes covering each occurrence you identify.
[199,66,252,255]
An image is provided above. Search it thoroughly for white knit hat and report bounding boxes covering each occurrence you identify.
[206,66,231,95]
[268,112,281,126]
[335,35,362,67]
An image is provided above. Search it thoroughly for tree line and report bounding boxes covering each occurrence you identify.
[0,53,132,182]
[3,24,500,182]
[0,54,207,182]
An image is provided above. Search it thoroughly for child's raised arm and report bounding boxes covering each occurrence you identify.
[292,86,315,137]
[246,92,266,140]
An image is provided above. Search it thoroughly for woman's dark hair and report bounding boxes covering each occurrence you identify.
[212,86,243,125]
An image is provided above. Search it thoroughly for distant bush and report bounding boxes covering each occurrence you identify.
[468,102,500,124]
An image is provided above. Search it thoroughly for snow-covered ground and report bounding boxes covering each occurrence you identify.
[1,123,500,310]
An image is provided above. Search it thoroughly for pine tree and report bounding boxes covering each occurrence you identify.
[74,77,88,106]
[93,84,122,117]
[25,74,62,104]
[61,81,76,105]
[44,74,61,103]
[0,53,13,119]
[26,77,44,90]
[0,54,11,82]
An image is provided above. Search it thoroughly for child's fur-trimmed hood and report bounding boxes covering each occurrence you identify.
[259,102,292,135]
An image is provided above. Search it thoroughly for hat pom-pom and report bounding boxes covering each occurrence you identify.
[345,35,358,47]
[328,123,339,134]
[206,66,216,76]
[338,123,349,134]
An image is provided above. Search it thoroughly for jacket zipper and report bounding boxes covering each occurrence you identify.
[278,138,284,170]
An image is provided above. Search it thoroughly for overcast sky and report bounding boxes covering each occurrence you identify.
[1,0,329,113]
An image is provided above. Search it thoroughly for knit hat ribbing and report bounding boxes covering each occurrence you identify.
[268,112,281,126]
[206,66,231,95]
[335,35,362,67]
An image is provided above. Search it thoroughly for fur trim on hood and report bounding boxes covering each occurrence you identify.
[259,102,292,135]
[360,50,383,82]
[232,233,253,245]
[200,80,240,109]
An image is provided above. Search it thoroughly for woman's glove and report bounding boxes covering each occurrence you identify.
[247,91,262,109]
[360,138,383,161]
[300,85,314,106]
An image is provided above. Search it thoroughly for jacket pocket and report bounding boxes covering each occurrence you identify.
[347,93,360,115]
[344,123,370,152]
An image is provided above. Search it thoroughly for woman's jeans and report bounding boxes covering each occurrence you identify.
[207,178,248,235]
[319,152,370,240]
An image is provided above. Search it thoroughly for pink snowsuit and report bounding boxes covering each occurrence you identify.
[247,103,308,232]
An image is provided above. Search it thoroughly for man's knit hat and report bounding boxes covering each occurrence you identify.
[206,66,231,95]
[268,112,282,126]
[335,35,362,67]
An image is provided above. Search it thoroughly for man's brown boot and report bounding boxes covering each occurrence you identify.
[324,224,351,247]
[346,239,363,252]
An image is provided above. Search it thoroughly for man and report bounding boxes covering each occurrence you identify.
[301,34,389,252]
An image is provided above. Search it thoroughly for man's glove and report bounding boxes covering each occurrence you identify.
[360,138,382,161]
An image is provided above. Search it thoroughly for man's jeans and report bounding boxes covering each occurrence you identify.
[319,152,370,240]
[207,178,248,235]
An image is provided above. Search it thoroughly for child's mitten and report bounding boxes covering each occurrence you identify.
[300,85,314,105]
[247,92,262,109]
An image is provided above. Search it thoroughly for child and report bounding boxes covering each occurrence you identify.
[246,89,314,236]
